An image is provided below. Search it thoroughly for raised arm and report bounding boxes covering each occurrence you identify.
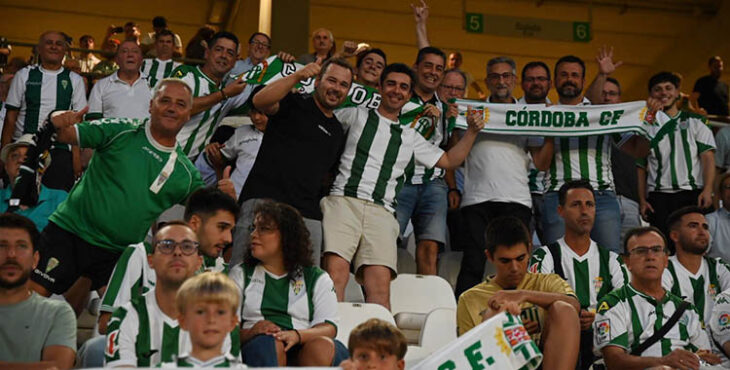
[411,0,431,49]
[585,46,623,104]
[435,107,484,169]
[50,107,89,145]
[252,60,322,115]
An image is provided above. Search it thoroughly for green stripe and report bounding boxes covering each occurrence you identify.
[344,110,379,197]
[596,246,612,302]
[261,274,293,330]
[196,106,225,155]
[148,59,160,88]
[595,135,605,188]
[652,142,663,190]
[135,296,151,367]
[668,130,679,190]
[549,140,558,191]
[183,109,211,155]
[161,322,180,362]
[101,247,135,308]
[573,259,590,308]
[578,136,589,180]
[23,68,43,134]
[690,275,705,322]
[372,123,403,204]
[679,128,697,189]
[626,292,643,349]
[654,302,672,356]
[560,138,572,183]
[55,69,72,110]
[163,61,175,78]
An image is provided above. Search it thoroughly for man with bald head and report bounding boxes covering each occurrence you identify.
[87,40,152,120]
[29,79,209,303]
[2,31,87,191]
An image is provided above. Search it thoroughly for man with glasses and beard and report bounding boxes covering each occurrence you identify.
[0,214,76,369]
[662,207,730,338]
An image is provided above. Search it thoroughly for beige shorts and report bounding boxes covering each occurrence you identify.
[321,195,399,281]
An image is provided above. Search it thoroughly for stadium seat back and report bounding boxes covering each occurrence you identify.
[336,302,396,345]
[390,274,456,316]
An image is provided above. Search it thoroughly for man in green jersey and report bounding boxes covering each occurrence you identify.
[29,79,206,303]
[594,226,720,368]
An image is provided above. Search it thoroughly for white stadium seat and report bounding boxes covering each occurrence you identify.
[336,302,396,345]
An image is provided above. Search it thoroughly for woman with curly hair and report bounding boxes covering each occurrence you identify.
[229,200,347,367]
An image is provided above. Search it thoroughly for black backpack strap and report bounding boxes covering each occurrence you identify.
[546,242,565,280]
[630,301,690,356]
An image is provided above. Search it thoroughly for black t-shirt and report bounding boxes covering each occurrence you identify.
[240,92,345,220]
[693,75,729,116]
[610,144,639,203]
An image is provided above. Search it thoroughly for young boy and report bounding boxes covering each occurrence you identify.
[163,272,242,368]
[340,319,407,370]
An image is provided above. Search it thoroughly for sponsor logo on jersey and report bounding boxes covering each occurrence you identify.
[595,319,611,344]
[46,257,59,273]
[527,263,539,273]
[718,312,730,330]
[597,301,610,314]
[105,329,120,357]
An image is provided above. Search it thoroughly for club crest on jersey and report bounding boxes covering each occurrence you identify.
[678,120,689,130]
[503,325,530,348]
[46,257,59,273]
[709,284,718,297]
[105,329,120,357]
[460,106,490,123]
[595,319,611,344]
[718,313,730,331]
[61,80,69,90]
[594,276,604,291]
[291,278,304,295]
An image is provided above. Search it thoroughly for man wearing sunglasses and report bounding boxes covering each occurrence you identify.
[104,222,240,367]
[594,226,719,368]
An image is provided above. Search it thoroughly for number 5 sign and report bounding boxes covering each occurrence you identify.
[465,13,484,33]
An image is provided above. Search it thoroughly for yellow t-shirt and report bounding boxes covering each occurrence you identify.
[456,273,576,341]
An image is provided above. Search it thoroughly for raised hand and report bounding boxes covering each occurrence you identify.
[595,45,623,76]
[222,74,247,98]
[341,41,358,58]
[50,107,89,129]
[217,166,236,200]
[465,105,486,133]
[295,58,322,80]
[277,51,296,63]
[411,0,430,24]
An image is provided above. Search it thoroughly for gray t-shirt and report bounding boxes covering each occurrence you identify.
[0,292,76,362]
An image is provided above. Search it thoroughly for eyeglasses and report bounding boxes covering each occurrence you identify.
[155,239,199,255]
[602,91,620,97]
[627,245,667,257]
[523,76,549,83]
[441,84,465,92]
[250,40,270,49]
[487,72,515,81]
[249,224,278,234]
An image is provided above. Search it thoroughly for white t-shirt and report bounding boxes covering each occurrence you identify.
[87,71,152,120]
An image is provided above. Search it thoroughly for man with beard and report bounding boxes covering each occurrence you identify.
[519,61,552,245]
[323,63,484,309]
[0,214,76,369]
[638,72,716,239]
[230,58,353,267]
[104,222,240,367]
[393,47,448,276]
[2,31,87,191]
[87,40,151,120]
[529,180,626,369]
[595,226,719,368]
[540,54,646,254]
[662,207,730,330]
[454,57,554,296]
[457,216,580,370]
[355,48,386,89]
[170,32,250,159]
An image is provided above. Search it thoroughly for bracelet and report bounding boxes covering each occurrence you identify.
[448,188,461,195]
[293,329,302,344]
[220,89,228,100]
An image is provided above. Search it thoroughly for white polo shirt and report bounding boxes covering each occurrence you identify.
[87,71,152,120]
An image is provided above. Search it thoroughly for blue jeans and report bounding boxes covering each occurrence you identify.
[542,190,622,254]
[77,335,105,367]
[395,179,449,245]
[242,334,349,366]
[617,195,641,243]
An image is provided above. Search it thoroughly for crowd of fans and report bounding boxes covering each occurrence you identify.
[4,1,730,369]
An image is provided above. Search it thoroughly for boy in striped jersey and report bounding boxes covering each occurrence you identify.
[662,207,730,332]
[529,180,627,368]
[141,30,181,89]
[323,63,485,309]
[105,223,240,367]
[594,226,720,368]
[638,72,716,240]
[2,31,87,191]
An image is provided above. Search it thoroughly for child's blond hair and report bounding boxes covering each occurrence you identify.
[348,318,407,359]
[176,272,240,313]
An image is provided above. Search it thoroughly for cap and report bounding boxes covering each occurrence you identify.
[1,134,34,162]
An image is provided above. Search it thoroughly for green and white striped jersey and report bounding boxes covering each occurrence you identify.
[171,65,246,159]
[100,242,229,314]
[593,284,710,357]
[709,289,730,367]
[104,290,240,367]
[331,107,444,212]
[638,110,715,192]
[158,353,243,368]
[527,161,545,194]
[228,264,339,331]
[662,255,730,323]
[543,98,618,192]
[141,58,181,88]
[529,238,627,309]
[402,95,445,184]
[4,65,86,142]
